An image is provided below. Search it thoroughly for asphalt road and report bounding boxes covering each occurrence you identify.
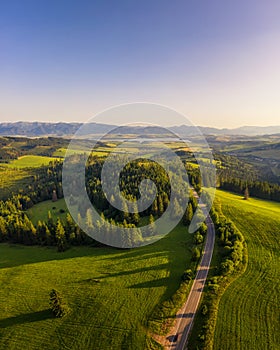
[164,203,216,350]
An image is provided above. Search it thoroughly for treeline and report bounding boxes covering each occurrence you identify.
[0,136,68,160]
[0,155,199,250]
[0,196,93,249]
[218,176,280,202]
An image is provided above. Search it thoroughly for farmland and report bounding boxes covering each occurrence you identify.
[213,190,280,350]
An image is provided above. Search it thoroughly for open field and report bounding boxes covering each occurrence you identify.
[1,155,59,168]
[27,198,68,224]
[0,223,193,350]
[213,190,280,350]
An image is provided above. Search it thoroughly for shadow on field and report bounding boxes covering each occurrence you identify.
[128,277,169,289]
[0,244,115,269]
[0,309,52,328]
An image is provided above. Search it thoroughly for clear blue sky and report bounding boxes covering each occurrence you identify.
[0,0,279,127]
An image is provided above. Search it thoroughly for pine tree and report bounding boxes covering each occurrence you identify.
[152,198,158,216]
[148,214,156,236]
[183,203,193,225]
[157,195,164,216]
[49,289,70,318]
[131,202,140,225]
[0,216,7,242]
[55,219,67,252]
[86,209,94,229]
[244,187,249,200]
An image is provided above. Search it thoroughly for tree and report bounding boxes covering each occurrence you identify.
[183,203,193,225]
[221,259,234,275]
[131,201,140,225]
[86,208,94,229]
[55,219,67,252]
[201,304,208,316]
[157,195,164,216]
[0,216,7,242]
[192,247,201,261]
[244,187,249,200]
[147,214,156,236]
[194,232,204,245]
[182,269,193,282]
[199,222,208,235]
[52,190,58,202]
[49,289,70,318]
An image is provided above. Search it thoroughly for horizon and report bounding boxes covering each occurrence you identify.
[1,119,280,130]
[1,1,280,128]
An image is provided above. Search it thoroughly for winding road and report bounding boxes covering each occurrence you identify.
[163,199,215,350]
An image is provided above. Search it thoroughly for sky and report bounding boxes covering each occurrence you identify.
[0,0,280,127]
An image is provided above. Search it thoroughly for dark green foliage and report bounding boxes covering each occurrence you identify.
[49,289,70,318]
[194,232,204,245]
[55,219,67,252]
[219,176,280,202]
[183,203,193,225]
[192,247,201,261]
[182,269,193,282]
[201,304,208,316]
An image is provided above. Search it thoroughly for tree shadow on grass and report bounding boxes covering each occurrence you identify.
[128,277,170,289]
[0,309,52,328]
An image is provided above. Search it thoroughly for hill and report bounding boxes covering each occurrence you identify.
[1,122,280,137]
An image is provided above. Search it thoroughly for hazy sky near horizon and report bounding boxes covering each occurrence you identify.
[0,0,280,127]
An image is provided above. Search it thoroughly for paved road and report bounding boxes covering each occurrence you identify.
[164,202,215,350]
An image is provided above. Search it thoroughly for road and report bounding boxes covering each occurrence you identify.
[163,201,215,350]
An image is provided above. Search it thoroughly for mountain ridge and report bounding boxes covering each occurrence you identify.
[0,121,280,137]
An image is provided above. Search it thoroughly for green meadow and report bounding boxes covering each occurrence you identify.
[1,155,59,168]
[27,198,68,224]
[0,223,193,350]
[213,190,280,350]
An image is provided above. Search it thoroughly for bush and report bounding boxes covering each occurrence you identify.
[192,247,201,261]
[221,259,235,275]
[194,233,204,245]
[201,304,208,316]
[182,269,193,282]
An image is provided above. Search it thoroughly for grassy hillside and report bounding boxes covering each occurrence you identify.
[0,223,192,350]
[213,190,280,350]
[1,155,58,168]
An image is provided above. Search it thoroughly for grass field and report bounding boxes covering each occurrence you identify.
[27,198,68,224]
[1,155,59,168]
[0,223,193,350]
[213,190,280,350]
[0,167,33,200]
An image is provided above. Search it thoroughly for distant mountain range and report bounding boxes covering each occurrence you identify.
[0,121,280,137]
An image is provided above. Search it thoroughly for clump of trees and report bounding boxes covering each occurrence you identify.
[219,176,280,202]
